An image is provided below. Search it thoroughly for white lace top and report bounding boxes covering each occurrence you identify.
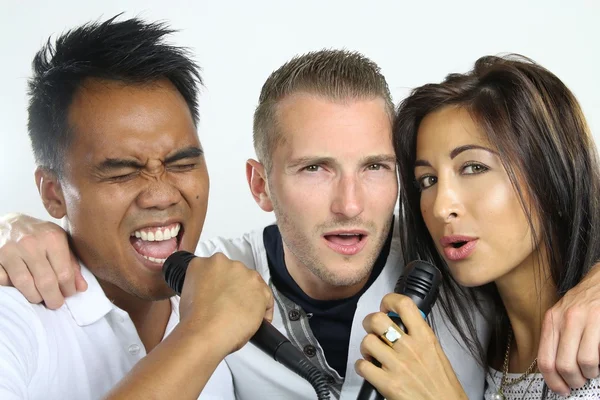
[484,368,600,399]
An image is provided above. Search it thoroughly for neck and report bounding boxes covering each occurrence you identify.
[99,280,172,353]
[494,250,558,372]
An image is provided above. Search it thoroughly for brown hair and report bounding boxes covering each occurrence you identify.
[395,54,600,375]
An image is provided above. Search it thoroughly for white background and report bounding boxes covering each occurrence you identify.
[1,0,598,240]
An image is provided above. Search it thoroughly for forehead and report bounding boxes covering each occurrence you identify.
[67,78,198,162]
[417,106,489,153]
[274,93,393,158]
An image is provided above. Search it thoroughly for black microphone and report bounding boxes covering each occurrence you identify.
[162,250,330,400]
[356,260,442,400]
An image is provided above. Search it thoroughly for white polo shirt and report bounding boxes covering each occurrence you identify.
[0,265,234,400]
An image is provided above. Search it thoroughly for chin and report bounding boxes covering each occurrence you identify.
[452,271,494,288]
[325,264,372,287]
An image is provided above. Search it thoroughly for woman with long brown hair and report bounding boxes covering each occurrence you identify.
[356,55,600,399]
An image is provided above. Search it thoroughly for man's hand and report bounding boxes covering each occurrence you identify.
[178,252,274,356]
[0,213,85,309]
[104,253,274,400]
[538,262,600,396]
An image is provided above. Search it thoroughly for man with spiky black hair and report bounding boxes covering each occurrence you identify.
[0,14,273,400]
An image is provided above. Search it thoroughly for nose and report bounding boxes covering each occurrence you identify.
[330,174,364,219]
[136,170,182,211]
[431,178,462,223]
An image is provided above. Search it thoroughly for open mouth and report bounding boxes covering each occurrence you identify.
[324,233,366,246]
[129,222,184,265]
[441,237,478,261]
[322,231,368,256]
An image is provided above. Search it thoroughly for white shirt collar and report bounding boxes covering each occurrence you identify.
[64,263,114,326]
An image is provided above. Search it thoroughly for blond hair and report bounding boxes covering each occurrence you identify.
[253,49,394,172]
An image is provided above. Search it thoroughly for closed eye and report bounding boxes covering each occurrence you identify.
[168,163,198,172]
[109,171,139,182]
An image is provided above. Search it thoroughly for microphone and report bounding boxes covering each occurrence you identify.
[356,260,442,400]
[162,250,330,400]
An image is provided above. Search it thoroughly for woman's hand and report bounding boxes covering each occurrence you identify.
[355,293,468,400]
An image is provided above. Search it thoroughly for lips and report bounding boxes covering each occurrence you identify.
[323,230,368,256]
[440,235,478,261]
[129,222,183,270]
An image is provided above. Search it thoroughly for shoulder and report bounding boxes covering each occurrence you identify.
[0,287,53,343]
[195,225,272,271]
[0,287,43,324]
[0,288,46,383]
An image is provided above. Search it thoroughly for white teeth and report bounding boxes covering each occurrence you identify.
[132,223,181,242]
[141,255,167,264]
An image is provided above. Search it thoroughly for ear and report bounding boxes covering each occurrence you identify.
[246,159,274,212]
[34,167,67,219]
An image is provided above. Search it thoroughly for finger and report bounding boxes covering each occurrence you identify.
[354,357,387,382]
[5,257,43,304]
[538,309,570,395]
[264,288,274,323]
[577,316,600,379]
[380,293,427,336]
[21,250,64,310]
[354,358,405,400]
[555,308,587,389]
[360,333,402,368]
[71,252,87,292]
[0,263,10,286]
[362,312,401,339]
[46,246,77,298]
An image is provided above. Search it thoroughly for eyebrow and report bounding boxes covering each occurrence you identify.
[287,154,396,169]
[95,146,204,173]
[164,146,204,163]
[414,144,496,168]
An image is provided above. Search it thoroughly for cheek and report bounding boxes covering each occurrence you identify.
[63,181,127,223]
[175,168,209,201]
[419,192,436,232]
[477,180,532,245]
[277,178,320,210]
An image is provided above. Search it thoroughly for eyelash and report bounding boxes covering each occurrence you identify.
[109,172,138,182]
[415,162,489,191]
[168,163,197,172]
[109,163,197,181]
[302,163,391,172]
